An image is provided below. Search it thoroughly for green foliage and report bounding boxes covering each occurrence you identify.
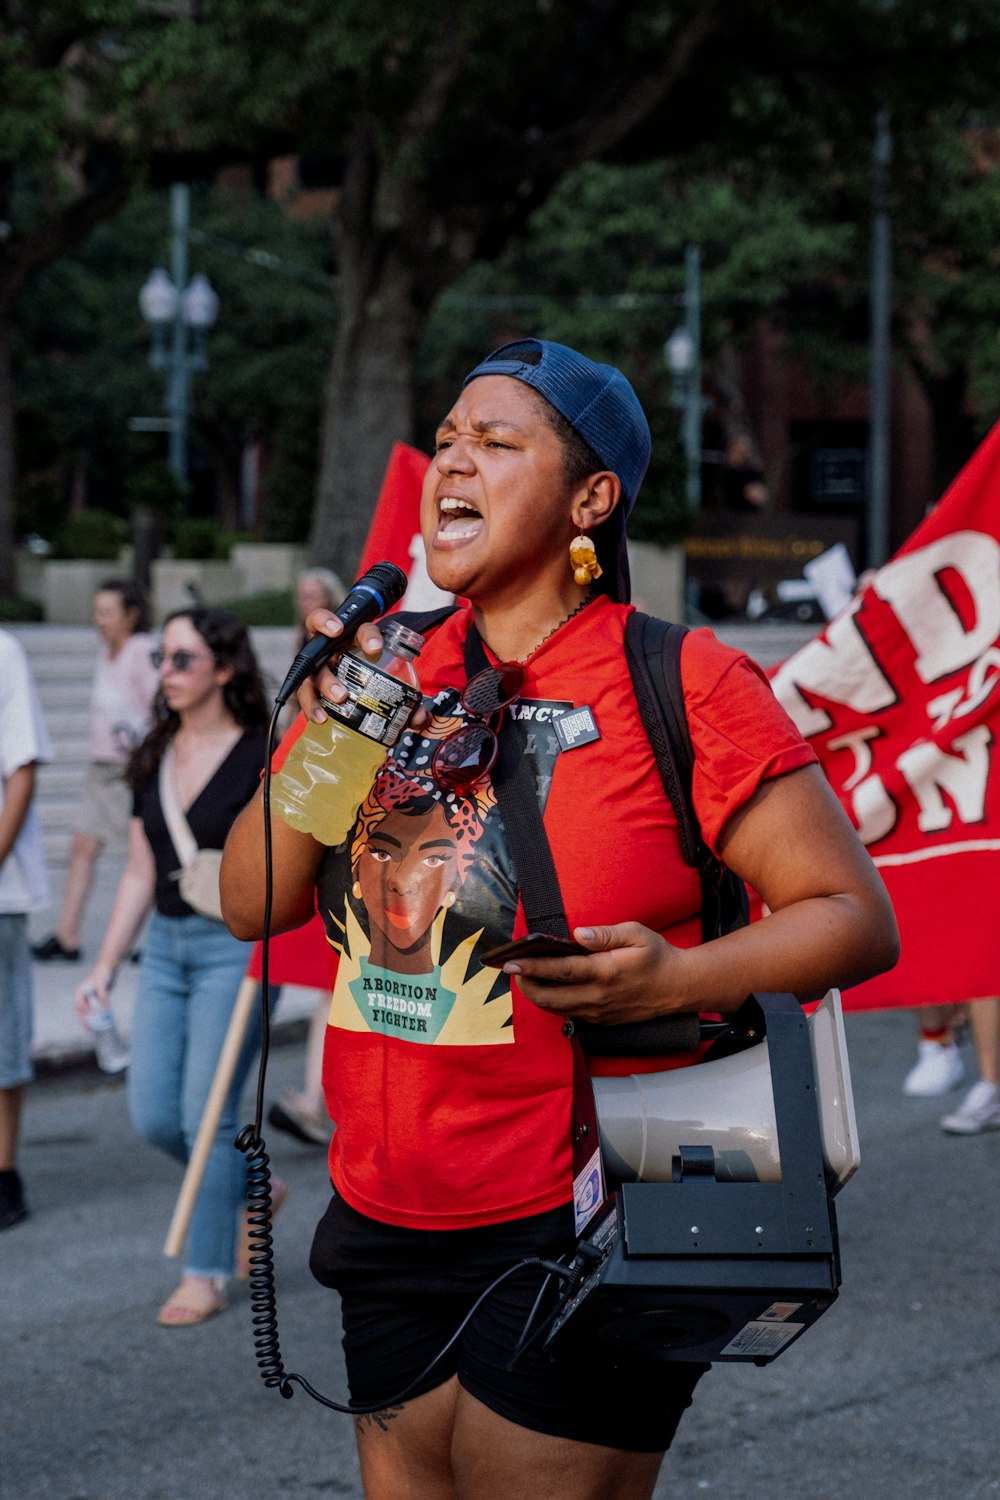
[10,0,1000,578]
[53,509,128,561]
[0,595,45,622]
[169,518,232,561]
[124,461,186,517]
[423,155,859,546]
[256,402,322,543]
[15,186,334,543]
[891,121,1000,441]
[214,589,296,626]
[0,4,189,221]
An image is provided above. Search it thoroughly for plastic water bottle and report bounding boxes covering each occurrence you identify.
[83,987,131,1075]
[272,619,424,847]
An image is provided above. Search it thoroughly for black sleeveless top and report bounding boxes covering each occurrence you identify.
[132,729,267,917]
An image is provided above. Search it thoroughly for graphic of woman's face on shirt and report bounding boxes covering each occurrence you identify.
[357,802,460,971]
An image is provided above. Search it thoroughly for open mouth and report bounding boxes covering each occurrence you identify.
[437,495,483,540]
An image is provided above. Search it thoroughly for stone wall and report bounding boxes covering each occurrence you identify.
[17,540,682,623]
[16,543,306,623]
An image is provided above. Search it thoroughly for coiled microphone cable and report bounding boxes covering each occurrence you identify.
[235,700,574,1413]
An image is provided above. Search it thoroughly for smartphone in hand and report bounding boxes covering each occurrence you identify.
[481,932,587,967]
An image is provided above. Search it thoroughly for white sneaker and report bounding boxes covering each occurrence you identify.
[941,1081,1000,1135]
[902,1039,965,1097]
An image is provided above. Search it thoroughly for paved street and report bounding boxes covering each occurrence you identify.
[8,618,999,1498]
[7,1006,1000,1500]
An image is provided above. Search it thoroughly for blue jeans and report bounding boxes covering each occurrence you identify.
[0,913,33,1089]
[127,912,262,1279]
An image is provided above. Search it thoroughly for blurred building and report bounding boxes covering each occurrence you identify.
[685,317,944,618]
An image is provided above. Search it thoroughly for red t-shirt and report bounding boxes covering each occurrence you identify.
[284,597,815,1231]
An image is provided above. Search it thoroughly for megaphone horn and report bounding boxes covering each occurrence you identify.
[593,989,859,1193]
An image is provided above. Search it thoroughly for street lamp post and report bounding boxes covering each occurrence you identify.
[868,106,893,569]
[664,243,703,511]
[138,184,218,488]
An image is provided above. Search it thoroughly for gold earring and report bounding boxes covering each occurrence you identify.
[569,533,602,587]
[352,880,362,899]
[443,890,456,909]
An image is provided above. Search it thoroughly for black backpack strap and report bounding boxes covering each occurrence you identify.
[463,626,570,937]
[392,604,459,636]
[464,627,607,1226]
[624,611,749,943]
[624,613,699,868]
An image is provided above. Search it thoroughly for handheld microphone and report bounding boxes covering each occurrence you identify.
[275,560,408,705]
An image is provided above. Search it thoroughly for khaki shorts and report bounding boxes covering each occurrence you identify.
[76,762,132,847]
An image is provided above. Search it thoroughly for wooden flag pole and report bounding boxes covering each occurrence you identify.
[163,975,260,1259]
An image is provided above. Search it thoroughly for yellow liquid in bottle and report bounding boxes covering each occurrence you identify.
[272,718,387,847]
[272,620,423,847]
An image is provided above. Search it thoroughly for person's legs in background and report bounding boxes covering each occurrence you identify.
[35,765,132,963]
[268,989,331,1146]
[902,1003,966,1097]
[50,830,103,955]
[941,999,1000,1134]
[128,912,256,1323]
[175,917,261,1285]
[0,913,34,1229]
[128,914,190,1171]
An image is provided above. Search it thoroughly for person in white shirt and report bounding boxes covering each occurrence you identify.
[33,579,157,962]
[0,629,52,1229]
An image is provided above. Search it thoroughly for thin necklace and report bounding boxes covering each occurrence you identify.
[490,592,594,665]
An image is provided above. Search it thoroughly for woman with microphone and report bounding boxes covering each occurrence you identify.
[222,340,898,1498]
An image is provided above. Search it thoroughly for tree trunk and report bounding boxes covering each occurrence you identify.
[0,305,17,598]
[309,246,424,578]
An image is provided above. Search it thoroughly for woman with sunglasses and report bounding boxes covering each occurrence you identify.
[222,340,899,1499]
[76,608,271,1327]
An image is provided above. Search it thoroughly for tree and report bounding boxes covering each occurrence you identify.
[151,0,1000,578]
[0,1,192,596]
[15,185,335,545]
[891,119,1000,489]
[11,1,1000,593]
[151,0,732,573]
[424,158,858,545]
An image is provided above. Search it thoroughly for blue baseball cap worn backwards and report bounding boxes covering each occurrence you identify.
[463,338,652,603]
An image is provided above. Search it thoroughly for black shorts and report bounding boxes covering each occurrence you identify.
[309,1191,708,1453]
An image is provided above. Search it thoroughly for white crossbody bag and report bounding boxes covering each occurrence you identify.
[158,744,225,922]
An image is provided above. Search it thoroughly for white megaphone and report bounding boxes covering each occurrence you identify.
[593,989,859,1193]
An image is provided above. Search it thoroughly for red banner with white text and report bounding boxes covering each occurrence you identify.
[770,423,1000,1009]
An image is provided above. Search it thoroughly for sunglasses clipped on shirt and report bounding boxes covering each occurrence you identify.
[150,648,209,672]
[431,662,525,791]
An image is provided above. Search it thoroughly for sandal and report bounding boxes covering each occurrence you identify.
[157,1275,228,1328]
[236,1176,289,1281]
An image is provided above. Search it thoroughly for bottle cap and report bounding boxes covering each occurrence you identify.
[380,620,424,657]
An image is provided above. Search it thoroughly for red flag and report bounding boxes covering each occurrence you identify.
[248,440,440,990]
[245,915,334,989]
[770,422,1000,1009]
[358,441,456,613]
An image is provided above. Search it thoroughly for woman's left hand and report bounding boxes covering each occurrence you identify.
[505,922,688,1024]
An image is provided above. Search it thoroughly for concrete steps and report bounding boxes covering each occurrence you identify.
[8,624,296,871]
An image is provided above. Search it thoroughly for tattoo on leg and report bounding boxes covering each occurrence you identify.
[354,1404,405,1436]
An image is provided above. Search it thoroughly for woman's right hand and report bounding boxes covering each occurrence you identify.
[295,608,428,729]
[296,608,388,723]
[74,968,116,1027]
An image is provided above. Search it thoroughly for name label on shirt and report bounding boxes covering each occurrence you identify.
[553,705,600,752]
